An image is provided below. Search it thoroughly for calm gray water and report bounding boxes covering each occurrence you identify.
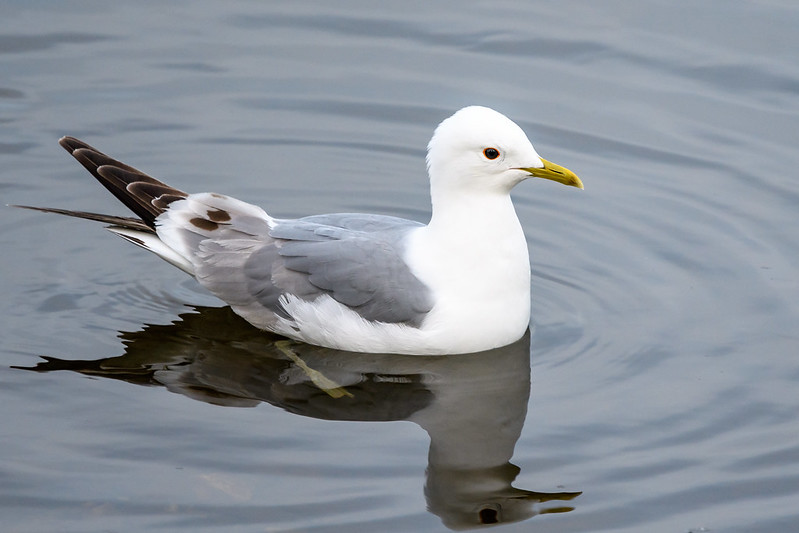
[2,1,798,532]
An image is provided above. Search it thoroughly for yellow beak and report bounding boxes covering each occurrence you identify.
[519,158,583,190]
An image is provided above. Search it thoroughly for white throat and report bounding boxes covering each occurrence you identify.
[404,187,532,352]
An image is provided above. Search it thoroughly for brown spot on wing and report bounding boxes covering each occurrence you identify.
[190,218,219,231]
[206,208,231,222]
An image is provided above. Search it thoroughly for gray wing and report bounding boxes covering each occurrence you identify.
[264,214,433,325]
[23,137,434,327]
[165,195,434,327]
[258,214,432,326]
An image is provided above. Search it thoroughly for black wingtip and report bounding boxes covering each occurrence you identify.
[55,136,188,229]
[10,204,155,232]
[59,135,95,154]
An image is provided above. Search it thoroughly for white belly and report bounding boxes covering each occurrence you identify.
[252,222,532,355]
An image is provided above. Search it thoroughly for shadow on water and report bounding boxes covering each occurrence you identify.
[15,305,580,530]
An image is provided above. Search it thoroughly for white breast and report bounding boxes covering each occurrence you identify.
[403,207,532,353]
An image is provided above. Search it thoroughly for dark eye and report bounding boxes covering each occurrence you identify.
[483,147,500,160]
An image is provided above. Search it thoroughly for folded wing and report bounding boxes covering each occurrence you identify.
[156,196,434,327]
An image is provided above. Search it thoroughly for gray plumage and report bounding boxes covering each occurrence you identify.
[267,214,430,325]
[15,107,582,354]
[16,136,434,329]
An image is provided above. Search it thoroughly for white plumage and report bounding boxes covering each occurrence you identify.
[17,106,582,354]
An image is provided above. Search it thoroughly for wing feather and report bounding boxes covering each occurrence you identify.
[158,197,433,327]
[27,136,434,331]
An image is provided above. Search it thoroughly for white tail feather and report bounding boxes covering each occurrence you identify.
[107,227,195,275]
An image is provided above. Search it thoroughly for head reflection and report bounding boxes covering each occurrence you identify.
[17,306,580,529]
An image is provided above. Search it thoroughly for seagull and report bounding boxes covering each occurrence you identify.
[16,106,582,355]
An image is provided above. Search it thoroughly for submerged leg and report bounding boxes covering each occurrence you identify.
[275,340,353,399]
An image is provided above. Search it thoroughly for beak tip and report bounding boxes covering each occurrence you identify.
[527,159,584,190]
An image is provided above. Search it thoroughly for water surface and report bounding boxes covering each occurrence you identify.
[2,1,798,532]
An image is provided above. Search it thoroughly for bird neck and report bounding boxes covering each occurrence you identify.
[409,184,532,350]
[427,186,521,240]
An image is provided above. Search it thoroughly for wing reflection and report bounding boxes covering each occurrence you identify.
[17,305,580,529]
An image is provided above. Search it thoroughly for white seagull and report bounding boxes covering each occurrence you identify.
[17,106,582,355]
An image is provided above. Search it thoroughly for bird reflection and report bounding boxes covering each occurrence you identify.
[17,305,580,529]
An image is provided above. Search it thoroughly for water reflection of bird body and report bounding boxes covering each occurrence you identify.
[17,306,580,529]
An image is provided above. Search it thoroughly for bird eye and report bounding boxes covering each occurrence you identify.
[483,147,500,160]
